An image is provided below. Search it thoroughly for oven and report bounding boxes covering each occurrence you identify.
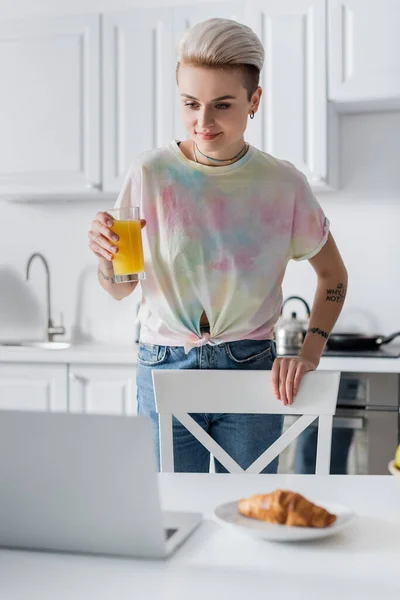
[279,373,400,475]
[335,373,399,474]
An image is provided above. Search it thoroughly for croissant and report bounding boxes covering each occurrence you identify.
[238,489,336,528]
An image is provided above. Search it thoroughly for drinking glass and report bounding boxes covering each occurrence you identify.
[106,206,145,283]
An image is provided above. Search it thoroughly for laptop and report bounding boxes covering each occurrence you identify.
[0,411,202,559]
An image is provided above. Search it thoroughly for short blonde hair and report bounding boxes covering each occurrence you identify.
[176,18,264,100]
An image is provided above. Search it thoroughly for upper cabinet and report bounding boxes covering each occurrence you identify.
[328,0,400,106]
[4,0,400,198]
[245,0,335,190]
[0,14,100,197]
[172,2,245,143]
[102,9,174,193]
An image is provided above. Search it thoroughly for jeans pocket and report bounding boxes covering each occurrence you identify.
[138,343,169,366]
[226,339,274,364]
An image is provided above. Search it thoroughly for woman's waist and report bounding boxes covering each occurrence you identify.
[139,322,275,352]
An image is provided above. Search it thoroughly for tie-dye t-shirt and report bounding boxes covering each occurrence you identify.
[115,139,329,352]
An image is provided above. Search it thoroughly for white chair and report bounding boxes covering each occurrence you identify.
[153,370,340,475]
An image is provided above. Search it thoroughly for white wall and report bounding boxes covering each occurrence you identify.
[0,197,141,344]
[283,110,400,335]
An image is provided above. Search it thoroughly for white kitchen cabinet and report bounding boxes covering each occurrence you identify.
[329,0,400,106]
[245,0,336,190]
[102,8,174,193]
[68,364,137,415]
[0,14,100,197]
[172,2,245,143]
[0,363,67,411]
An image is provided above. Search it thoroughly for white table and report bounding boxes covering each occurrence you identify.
[1,474,399,600]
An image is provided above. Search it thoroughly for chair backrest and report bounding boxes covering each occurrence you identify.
[153,370,340,475]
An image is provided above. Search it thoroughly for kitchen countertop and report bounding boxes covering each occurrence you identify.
[1,342,400,372]
[318,349,400,373]
[0,343,139,365]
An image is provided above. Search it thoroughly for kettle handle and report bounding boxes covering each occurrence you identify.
[280,295,311,318]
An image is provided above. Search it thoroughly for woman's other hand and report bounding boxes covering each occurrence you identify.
[271,356,318,406]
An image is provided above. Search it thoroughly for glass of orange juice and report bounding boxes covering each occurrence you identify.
[106,206,145,283]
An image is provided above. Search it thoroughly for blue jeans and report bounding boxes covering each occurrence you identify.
[136,336,283,473]
[295,426,354,474]
[294,377,356,474]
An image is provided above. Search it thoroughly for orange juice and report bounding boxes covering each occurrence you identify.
[111,220,145,276]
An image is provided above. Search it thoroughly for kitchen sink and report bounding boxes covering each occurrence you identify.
[0,341,71,350]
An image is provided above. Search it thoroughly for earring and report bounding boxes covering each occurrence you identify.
[250,111,255,119]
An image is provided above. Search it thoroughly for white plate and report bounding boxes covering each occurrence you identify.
[214,499,355,542]
[388,460,400,478]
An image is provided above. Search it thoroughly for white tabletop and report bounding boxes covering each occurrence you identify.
[1,474,400,600]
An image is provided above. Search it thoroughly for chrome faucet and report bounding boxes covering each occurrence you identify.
[26,253,65,342]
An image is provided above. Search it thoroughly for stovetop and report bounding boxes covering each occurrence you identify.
[322,346,400,359]
[280,346,400,359]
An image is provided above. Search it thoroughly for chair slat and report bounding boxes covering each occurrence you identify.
[153,370,339,415]
[315,415,334,475]
[245,414,317,473]
[174,413,244,473]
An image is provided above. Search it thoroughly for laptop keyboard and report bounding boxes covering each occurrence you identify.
[164,527,178,540]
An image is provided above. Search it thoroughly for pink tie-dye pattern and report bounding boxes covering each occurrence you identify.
[209,256,232,272]
[293,208,325,238]
[233,248,259,270]
[208,195,230,230]
[161,185,202,233]
[251,193,292,235]
[209,247,259,272]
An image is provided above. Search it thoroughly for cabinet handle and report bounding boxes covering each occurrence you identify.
[333,417,364,430]
[86,180,102,191]
[69,372,87,384]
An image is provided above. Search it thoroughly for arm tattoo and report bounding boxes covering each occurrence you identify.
[98,267,115,284]
[326,282,347,304]
[307,327,329,339]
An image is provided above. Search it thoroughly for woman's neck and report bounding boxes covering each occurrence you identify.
[178,139,248,167]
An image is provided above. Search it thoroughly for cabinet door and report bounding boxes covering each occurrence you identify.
[68,364,137,415]
[102,9,174,193]
[172,2,245,143]
[245,0,334,190]
[329,0,400,104]
[0,364,67,411]
[0,15,100,197]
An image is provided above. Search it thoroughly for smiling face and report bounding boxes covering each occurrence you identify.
[178,64,262,156]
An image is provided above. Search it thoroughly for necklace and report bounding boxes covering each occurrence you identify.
[193,140,248,165]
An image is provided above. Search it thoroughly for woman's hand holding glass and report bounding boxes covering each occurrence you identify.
[88,211,146,264]
[88,211,119,262]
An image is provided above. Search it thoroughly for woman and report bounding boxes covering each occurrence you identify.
[88,18,348,473]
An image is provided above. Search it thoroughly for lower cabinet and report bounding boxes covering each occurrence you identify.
[0,362,137,415]
[0,363,68,412]
[68,364,137,415]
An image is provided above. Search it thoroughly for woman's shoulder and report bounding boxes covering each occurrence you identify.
[129,144,172,170]
[253,148,308,189]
